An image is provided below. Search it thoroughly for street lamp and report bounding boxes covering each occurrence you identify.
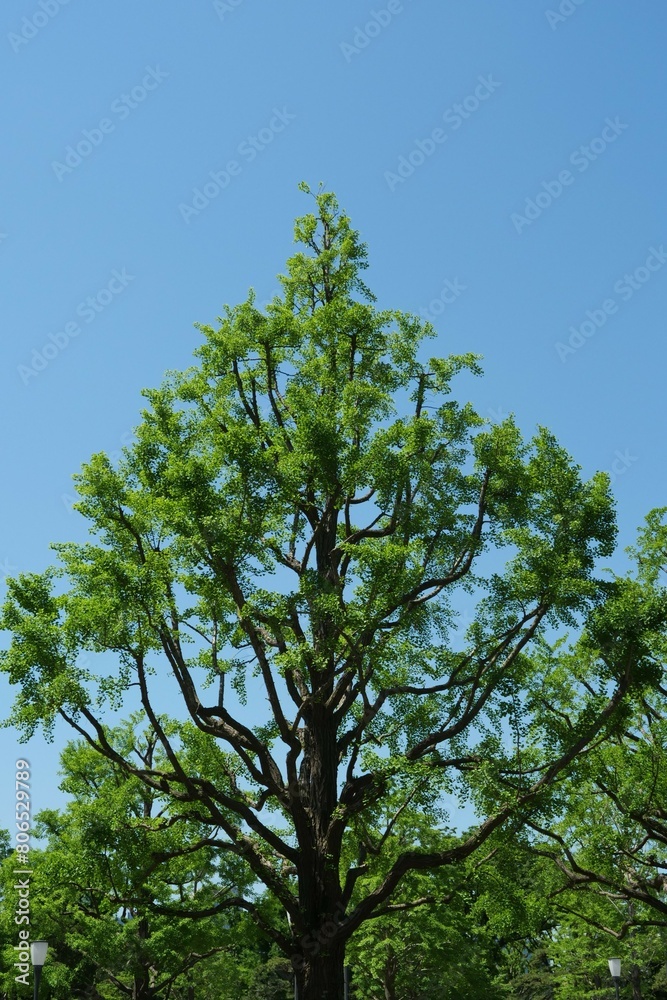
[30,941,48,1000]
[608,957,621,1000]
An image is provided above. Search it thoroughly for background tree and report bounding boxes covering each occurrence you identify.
[0,723,254,1000]
[491,508,667,1000]
[343,804,500,1000]
[2,185,664,1000]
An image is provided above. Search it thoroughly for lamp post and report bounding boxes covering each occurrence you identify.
[608,957,621,1000]
[30,940,48,1000]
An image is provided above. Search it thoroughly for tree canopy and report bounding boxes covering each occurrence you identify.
[2,185,665,999]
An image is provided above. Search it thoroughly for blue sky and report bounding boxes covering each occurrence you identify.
[1,0,666,834]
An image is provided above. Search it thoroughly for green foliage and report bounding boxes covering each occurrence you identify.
[0,727,256,999]
[1,186,665,997]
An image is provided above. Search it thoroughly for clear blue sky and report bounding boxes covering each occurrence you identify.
[1,0,666,833]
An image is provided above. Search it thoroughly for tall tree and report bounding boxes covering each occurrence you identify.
[1,185,663,999]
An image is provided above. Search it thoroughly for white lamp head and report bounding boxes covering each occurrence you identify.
[608,957,622,979]
[30,941,48,967]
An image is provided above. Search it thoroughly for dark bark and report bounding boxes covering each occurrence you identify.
[382,947,398,1000]
[295,941,346,1000]
[630,963,643,1000]
[131,915,154,1000]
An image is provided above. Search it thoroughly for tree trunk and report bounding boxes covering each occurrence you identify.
[130,958,154,1000]
[630,963,643,1000]
[291,523,349,1000]
[296,943,346,1000]
[382,947,398,1000]
[132,978,152,1000]
[292,701,347,1000]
